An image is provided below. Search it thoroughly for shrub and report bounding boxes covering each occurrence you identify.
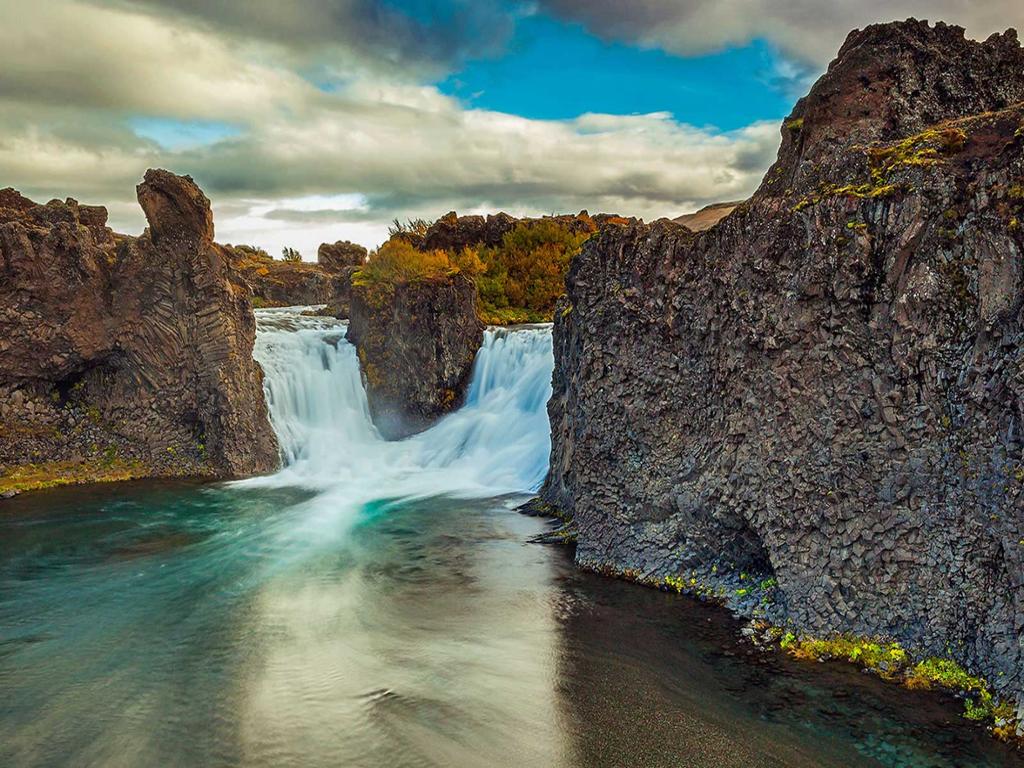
[475,219,593,324]
[281,247,302,262]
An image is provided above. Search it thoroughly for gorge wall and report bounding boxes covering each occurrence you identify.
[0,169,278,492]
[542,20,1024,696]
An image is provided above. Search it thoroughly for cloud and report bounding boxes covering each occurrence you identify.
[0,0,784,256]
[93,0,523,80]
[537,0,1023,65]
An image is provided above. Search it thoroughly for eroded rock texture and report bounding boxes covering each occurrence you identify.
[0,169,279,486]
[347,275,484,440]
[543,20,1024,695]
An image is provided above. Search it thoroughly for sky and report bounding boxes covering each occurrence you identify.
[1,1,1021,258]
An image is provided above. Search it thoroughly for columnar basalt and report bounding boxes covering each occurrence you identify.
[347,274,484,440]
[0,170,278,493]
[542,20,1024,698]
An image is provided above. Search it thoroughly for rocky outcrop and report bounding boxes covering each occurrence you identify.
[543,20,1024,697]
[317,240,366,271]
[232,241,361,312]
[415,211,518,252]
[402,210,602,253]
[346,274,484,440]
[0,170,279,492]
[232,249,336,307]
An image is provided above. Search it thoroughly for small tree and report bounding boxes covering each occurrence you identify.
[281,247,302,262]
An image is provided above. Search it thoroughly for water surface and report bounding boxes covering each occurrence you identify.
[1,310,1021,767]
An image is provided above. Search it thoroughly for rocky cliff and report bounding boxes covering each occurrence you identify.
[0,169,279,493]
[542,20,1024,697]
[232,242,361,311]
[346,274,483,440]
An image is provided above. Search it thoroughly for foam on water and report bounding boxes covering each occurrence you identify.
[245,307,554,516]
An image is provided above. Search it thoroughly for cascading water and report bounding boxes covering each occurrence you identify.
[248,307,554,508]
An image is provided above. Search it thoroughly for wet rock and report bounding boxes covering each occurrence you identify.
[346,274,484,440]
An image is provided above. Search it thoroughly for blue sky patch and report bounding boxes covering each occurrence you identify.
[439,14,803,130]
[130,118,241,150]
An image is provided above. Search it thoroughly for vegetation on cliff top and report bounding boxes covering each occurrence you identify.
[354,217,595,324]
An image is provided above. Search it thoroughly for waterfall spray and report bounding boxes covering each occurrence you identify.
[248,308,554,502]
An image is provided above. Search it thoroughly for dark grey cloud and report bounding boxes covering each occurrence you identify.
[97,0,523,78]
[537,0,1023,64]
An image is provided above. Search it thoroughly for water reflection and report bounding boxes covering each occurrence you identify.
[1,483,1022,767]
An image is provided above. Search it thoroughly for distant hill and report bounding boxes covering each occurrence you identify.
[672,201,742,231]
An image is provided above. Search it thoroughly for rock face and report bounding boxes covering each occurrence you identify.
[0,169,279,488]
[346,274,484,440]
[232,241,361,312]
[232,250,337,307]
[317,240,366,271]
[543,20,1024,696]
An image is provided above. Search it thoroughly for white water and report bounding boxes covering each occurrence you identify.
[246,307,554,512]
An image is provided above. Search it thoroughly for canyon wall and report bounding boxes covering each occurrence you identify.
[0,169,278,492]
[542,20,1024,695]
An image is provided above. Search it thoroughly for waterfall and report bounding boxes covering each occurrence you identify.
[247,308,554,505]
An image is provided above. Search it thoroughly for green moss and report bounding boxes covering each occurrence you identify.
[777,631,1017,738]
[785,117,805,132]
[793,124,967,214]
[0,458,150,495]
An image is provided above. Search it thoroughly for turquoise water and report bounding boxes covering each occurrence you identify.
[1,481,1021,767]
[1,309,1022,767]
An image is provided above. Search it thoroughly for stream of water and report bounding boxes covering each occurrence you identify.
[0,308,1021,767]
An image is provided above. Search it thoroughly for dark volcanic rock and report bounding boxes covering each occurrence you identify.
[346,274,484,440]
[542,20,1024,697]
[418,211,517,252]
[0,170,279,486]
[317,240,367,271]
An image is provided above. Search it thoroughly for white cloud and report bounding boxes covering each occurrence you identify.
[0,0,785,257]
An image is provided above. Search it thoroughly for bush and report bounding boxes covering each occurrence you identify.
[475,219,593,324]
[358,216,594,323]
[281,247,302,262]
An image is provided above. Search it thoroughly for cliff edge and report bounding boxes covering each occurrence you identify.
[0,170,279,493]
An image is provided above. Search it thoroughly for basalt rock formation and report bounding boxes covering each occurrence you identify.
[232,241,363,314]
[346,274,484,440]
[0,169,278,493]
[346,210,607,438]
[542,20,1024,697]
[232,249,336,308]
